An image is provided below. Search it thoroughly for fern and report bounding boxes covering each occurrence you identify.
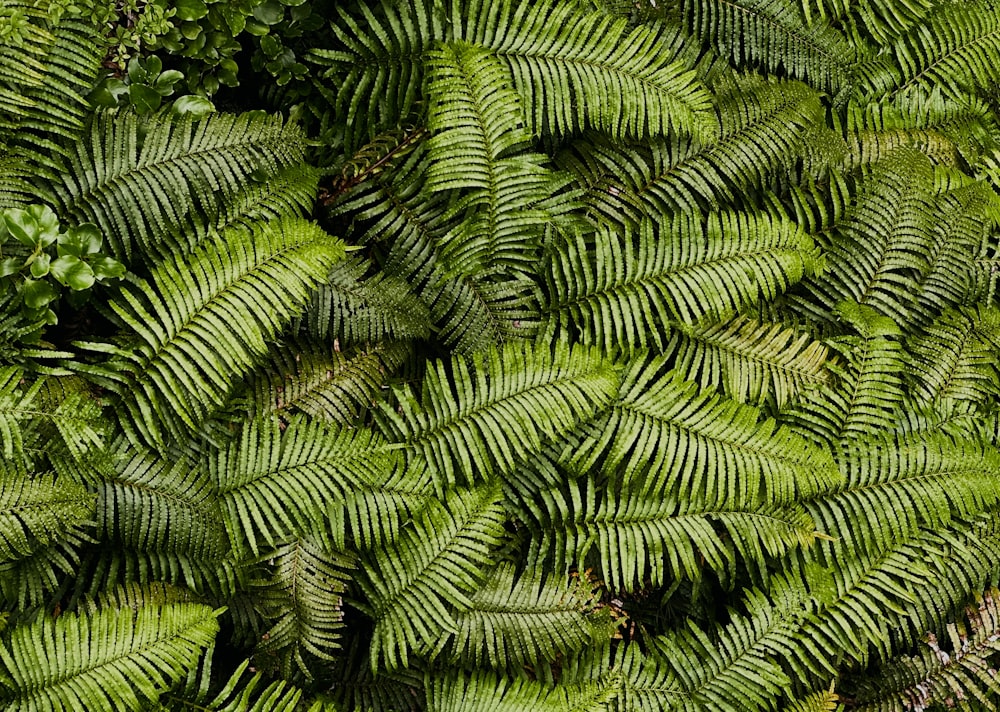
[359,484,507,669]
[0,472,93,563]
[47,112,310,260]
[0,594,221,712]
[86,218,344,446]
[377,341,620,487]
[544,213,821,351]
[210,417,394,554]
[443,562,605,669]
[666,316,832,408]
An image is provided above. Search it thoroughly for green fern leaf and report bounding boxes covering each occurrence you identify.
[907,307,1000,406]
[780,302,907,449]
[667,316,832,408]
[359,484,507,669]
[94,441,228,561]
[443,562,604,669]
[546,475,819,590]
[807,432,1000,558]
[620,585,811,711]
[243,339,413,424]
[211,417,394,554]
[681,0,858,94]
[0,596,220,712]
[456,0,717,140]
[92,218,344,446]
[847,588,1000,710]
[573,357,841,502]
[544,214,821,350]
[559,80,825,223]
[376,341,619,487]
[48,112,310,260]
[300,258,432,343]
[427,668,620,712]
[0,472,93,563]
[250,537,351,678]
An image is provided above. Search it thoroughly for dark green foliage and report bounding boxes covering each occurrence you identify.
[8,0,1000,709]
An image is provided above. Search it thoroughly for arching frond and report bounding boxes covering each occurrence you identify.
[543,475,819,590]
[93,441,228,561]
[155,659,319,712]
[377,341,619,487]
[846,588,1000,711]
[328,454,434,550]
[0,3,104,147]
[313,0,716,145]
[681,0,859,94]
[48,112,310,260]
[300,258,432,343]
[242,339,413,425]
[666,316,833,408]
[455,0,718,141]
[427,668,620,712]
[558,80,824,223]
[250,537,352,678]
[806,432,1000,558]
[781,302,907,449]
[543,214,821,351]
[907,307,1000,406]
[620,585,812,712]
[443,562,605,669]
[0,595,220,712]
[0,472,93,563]
[210,417,394,555]
[89,218,345,447]
[424,42,578,279]
[359,484,507,669]
[792,149,935,326]
[573,357,841,503]
[864,3,1000,101]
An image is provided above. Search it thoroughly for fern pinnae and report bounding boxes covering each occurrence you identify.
[667,316,832,408]
[95,218,345,447]
[377,340,620,488]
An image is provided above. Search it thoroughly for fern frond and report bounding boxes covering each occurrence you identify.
[456,0,718,141]
[621,585,811,711]
[0,595,220,712]
[543,214,821,351]
[0,3,104,146]
[243,339,412,424]
[0,472,93,563]
[0,367,43,467]
[573,356,841,502]
[427,668,620,712]
[847,588,1000,711]
[91,218,344,446]
[376,341,619,487]
[545,475,819,590]
[667,316,832,408]
[444,562,604,669]
[907,307,1000,406]
[866,3,1000,101]
[48,111,310,260]
[250,537,351,678]
[425,42,579,279]
[94,441,228,560]
[359,484,507,669]
[681,0,859,94]
[780,302,907,449]
[300,258,432,343]
[806,432,1000,558]
[210,417,394,554]
[329,454,434,550]
[559,80,824,223]
[155,659,316,712]
[792,149,935,326]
